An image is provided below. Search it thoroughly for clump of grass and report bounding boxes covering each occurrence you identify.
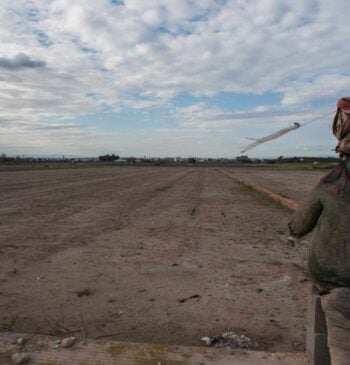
[0,314,17,332]
[75,288,94,298]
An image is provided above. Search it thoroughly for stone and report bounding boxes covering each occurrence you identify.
[16,338,25,345]
[61,336,76,348]
[287,236,296,247]
[11,352,30,364]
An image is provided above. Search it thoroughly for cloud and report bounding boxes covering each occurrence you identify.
[0,0,347,156]
[174,103,321,130]
[280,74,350,106]
[0,53,46,70]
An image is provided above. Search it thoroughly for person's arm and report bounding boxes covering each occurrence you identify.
[288,188,323,238]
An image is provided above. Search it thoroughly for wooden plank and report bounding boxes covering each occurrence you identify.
[0,332,307,365]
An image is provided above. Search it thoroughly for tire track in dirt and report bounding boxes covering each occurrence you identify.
[0,167,202,339]
[106,167,308,351]
[0,167,309,353]
[0,168,194,269]
[180,169,308,352]
[0,167,167,200]
[68,168,307,351]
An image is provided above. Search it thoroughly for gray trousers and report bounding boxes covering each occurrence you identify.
[321,287,350,365]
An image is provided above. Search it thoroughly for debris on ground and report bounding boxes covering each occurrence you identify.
[201,331,254,349]
[52,339,61,349]
[287,236,297,247]
[259,274,292,292]
[61,336,76,348]
[177,295,201,303]
[11,352,30,364]
[16,337,26,345]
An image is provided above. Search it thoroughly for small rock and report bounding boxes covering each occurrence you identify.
[54,340,61,345]
[11,352,30,364]
[287,236,296,247]
[16,338,25,345]
[61,336,76,348]
[201,336,211,346]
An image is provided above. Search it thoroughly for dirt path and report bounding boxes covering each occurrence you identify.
[0,167,309,352]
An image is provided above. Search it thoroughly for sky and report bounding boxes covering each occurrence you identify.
[0,0,349,158]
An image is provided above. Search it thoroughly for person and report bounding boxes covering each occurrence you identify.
[289,97,350,365]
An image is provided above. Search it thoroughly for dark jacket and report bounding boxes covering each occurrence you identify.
[289,162,350,292]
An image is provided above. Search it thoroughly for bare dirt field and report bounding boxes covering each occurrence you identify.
[0,166,328,352]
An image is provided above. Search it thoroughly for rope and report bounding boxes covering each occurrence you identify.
[241,110,335,153]
[301,110,334,126]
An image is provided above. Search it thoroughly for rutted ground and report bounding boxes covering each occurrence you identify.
[0,167,311,352]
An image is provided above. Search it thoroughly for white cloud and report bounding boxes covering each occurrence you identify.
[280,74,350,106]
[175,102,322,130]
[0,0,348,155]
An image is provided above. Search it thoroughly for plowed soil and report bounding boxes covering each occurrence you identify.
[0,166,325,352]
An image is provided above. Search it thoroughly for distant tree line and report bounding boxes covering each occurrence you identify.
[0,153,33,162]
[0,153,97,164]
[98,154,120,161]
[0,152,340,166]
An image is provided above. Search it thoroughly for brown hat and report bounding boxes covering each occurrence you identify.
[337,97,350,113]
